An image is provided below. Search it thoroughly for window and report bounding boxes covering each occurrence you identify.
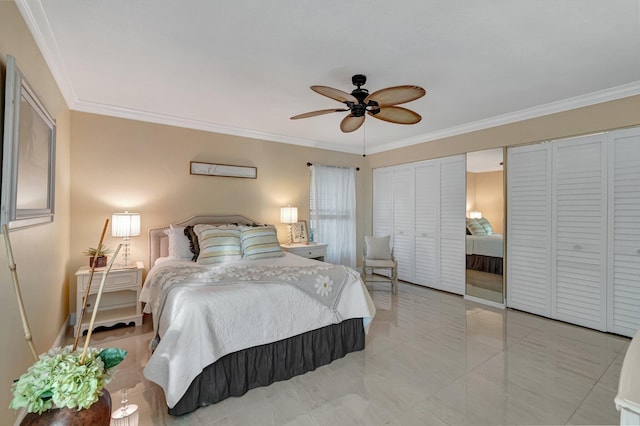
[309,165,356,267]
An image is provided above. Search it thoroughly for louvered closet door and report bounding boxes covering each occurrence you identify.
[607,127,640,337]
[414,161,439,288]
[438,155,466,294]
[552,136,607,331]
[507,144,552,316]
[392,166,415,282]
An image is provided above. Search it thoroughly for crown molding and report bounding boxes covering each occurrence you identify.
[368,80,640,154]
[15,0,78,106]
[68,81,640,156]
[72,99,353,151]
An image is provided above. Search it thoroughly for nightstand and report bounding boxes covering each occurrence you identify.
[75,261,144,335]
[281,243,328,261]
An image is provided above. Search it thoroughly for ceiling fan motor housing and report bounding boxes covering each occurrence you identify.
[348,75,380,115]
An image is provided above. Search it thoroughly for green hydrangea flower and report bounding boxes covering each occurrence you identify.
[10,345,126,414]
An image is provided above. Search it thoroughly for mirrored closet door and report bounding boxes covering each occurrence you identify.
[465,148,504,305]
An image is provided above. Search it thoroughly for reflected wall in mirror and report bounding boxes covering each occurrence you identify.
[465,148,504,305]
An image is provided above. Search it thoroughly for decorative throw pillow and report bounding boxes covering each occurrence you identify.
[241,225,284,260]
[476,217,494,235]
[365,235,392,260]
[194,224,242,265]
[466,218,487,236]
[183,225,200,261]
[164,225,193,259]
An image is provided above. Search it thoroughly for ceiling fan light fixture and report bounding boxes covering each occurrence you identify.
[291,74,425,132]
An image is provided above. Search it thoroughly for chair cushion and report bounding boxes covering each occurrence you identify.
[364,259,395,268]
[365,235,392,260]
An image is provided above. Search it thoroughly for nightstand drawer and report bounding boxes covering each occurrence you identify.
[298,245,325,259]
[281,243,327,260]
[79,270,139,294]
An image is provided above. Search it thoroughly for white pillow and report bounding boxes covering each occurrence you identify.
[164,225,193,259]
[365,235,392,260]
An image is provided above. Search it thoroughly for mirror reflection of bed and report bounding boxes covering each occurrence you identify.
[466,148,504,305]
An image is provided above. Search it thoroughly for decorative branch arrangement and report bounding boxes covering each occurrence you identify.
[5,219,128,416]
[73,219,109,351]
[80,243,122,363]
[2,224,38,361]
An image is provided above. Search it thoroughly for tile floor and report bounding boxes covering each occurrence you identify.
[75,282,630,425]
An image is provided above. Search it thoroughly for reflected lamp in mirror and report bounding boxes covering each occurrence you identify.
[111,388,138,426]
[280,206,298,244]
[112,211,141,266]
[469,211,482,219]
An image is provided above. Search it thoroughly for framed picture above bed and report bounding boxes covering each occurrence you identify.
[292,220,308,244]
[190,161,257,179]
[1,55,56,231]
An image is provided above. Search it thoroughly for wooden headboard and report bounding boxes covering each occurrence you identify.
[148,214,256,267]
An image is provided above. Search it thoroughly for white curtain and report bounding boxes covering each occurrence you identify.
[310,165,356,267]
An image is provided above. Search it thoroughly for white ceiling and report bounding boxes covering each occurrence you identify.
[16,0,640,155]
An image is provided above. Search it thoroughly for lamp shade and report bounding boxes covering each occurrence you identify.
[112,212,141,238]
[469,211,482,219]
[280,206,298,224]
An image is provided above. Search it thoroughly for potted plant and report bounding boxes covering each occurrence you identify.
[10,346,126,424]
[83,244,112,267]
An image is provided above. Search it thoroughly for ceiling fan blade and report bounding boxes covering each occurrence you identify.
[311,85,358,104]
[340,115,365,133]
[369,106,422,124]
[365,85,426,106]
[290,108,349,120]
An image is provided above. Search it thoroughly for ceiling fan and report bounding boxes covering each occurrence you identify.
[290,74,426,133]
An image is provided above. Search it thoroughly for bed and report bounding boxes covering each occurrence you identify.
[466,218,503,275]
[139,214,376,416]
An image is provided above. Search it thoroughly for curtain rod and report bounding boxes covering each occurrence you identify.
[307,162,360,171]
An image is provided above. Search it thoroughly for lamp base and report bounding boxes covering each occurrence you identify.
[287,224,293,244]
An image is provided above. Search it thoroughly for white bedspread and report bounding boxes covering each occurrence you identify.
[139,253,375,408]
[466,234,504,258]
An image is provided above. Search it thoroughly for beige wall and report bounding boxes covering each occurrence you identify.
[467,171,504,234]
[466,172,476,216]
[0,3,71,424]
[69,112,367,309]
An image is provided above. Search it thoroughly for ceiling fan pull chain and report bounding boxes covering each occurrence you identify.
[362,122,367,157]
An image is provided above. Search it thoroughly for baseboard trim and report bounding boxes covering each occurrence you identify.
[52,315,71,348]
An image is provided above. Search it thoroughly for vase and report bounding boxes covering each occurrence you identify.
[21,389,111,426]
[89,256,107,267]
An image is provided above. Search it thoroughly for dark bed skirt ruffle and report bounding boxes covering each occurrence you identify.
[169,318,365,416]
[466,254,503,275]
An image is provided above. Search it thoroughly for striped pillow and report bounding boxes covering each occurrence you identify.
[241,225,284,260]
[477,217,494,235]
[466,218,487,236]
[194,225,242,265]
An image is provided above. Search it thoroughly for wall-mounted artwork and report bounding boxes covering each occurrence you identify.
[1,55,56,231]
[190,161,257,179]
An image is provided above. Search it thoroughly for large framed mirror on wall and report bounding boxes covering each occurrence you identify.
[465,148,504,306]
[1,55,56,231]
